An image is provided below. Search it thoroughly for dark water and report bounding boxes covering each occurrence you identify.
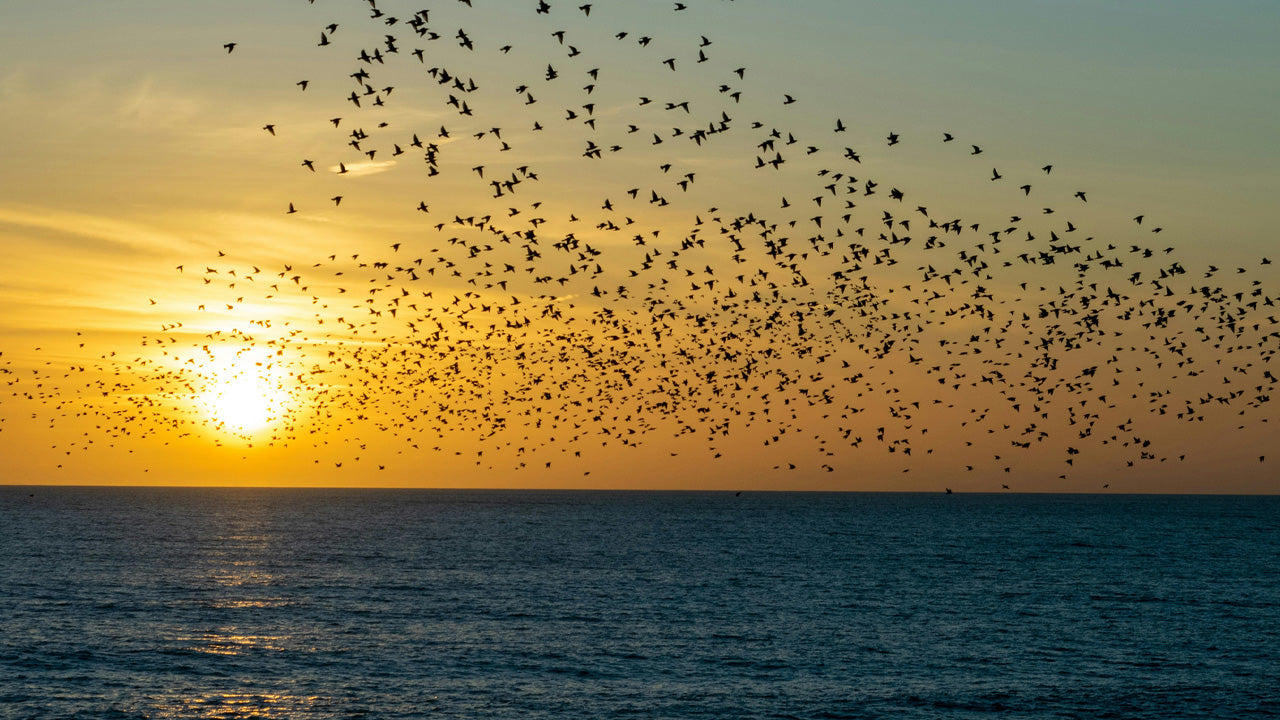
[1,488,1277,719]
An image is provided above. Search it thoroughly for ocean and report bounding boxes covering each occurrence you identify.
[1,488,1276,719]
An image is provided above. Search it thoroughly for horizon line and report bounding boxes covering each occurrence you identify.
[3,483,1277,497]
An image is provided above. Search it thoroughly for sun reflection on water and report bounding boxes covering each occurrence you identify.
[147,692,329,719]
[183,630,291,656]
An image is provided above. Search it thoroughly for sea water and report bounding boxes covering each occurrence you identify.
[1,487,1277,719]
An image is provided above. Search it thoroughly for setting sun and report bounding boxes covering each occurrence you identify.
[192,349,290,436]
[209,377,276,433]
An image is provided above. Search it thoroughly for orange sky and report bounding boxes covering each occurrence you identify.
[2,1,1277,492]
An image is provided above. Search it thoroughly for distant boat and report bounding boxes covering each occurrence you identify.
[945,488,953,495]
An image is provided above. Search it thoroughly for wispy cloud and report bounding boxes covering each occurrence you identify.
[328,160,397,178]
[112,73,213,131]
[0,205,199,257]
[0,67,215,136]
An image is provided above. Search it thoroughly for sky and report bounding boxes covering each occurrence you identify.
[1,0,1278,492]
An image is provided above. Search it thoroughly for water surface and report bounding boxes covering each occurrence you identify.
[2,488,1277,718]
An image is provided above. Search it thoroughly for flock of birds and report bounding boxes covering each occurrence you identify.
[8,0,1277,486]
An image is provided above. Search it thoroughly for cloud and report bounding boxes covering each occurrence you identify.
[0,67,214,137]
[0,205,197,257]
[329,160,397,177]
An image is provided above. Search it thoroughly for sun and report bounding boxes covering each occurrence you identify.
[210,377,276,432]
[193,350,290,436]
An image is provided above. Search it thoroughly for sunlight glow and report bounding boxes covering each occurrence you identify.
[210,378,275,432]
[195,349,290,436]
